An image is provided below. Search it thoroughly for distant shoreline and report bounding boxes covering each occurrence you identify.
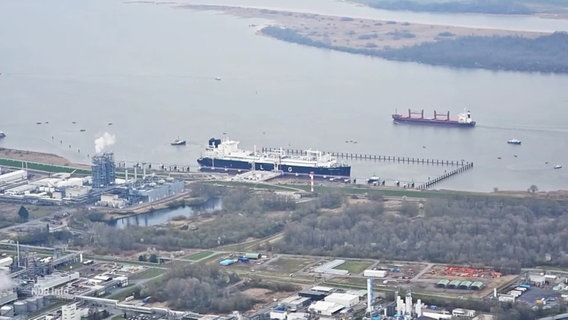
[181,5,568,73]
[181,4,545,50]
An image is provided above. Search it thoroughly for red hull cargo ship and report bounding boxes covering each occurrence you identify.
[392,109,476,127]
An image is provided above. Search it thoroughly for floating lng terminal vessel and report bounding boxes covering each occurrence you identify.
[392,109,476,127]
[197,137,351,178]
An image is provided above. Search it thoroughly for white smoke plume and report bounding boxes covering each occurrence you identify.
[94,132,117,154]
[0,269,14,291]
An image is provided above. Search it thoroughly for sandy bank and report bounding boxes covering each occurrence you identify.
[182,5,546,50]
[0,148,89,169]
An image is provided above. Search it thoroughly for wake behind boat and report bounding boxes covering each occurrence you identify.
[197,137,351,178]
[392,109,476,127]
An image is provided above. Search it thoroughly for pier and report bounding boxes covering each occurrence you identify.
[261,147,467,167]
[416,161,474,190]
[261,147,474,190]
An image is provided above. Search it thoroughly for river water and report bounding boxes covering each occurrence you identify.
[0,0,567,192]
[110,198,222,228]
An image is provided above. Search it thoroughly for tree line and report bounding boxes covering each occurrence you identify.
[274,193,568,274]
[68,185,568,273]
[141,263,258,312]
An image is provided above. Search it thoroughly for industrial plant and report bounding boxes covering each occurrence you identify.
[0,152,185,209]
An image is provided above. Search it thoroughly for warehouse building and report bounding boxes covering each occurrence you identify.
[323,293,359,308]
[308,301,344,317]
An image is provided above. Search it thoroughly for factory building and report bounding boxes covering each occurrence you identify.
[324,293,359,308]
[132,178,184,202]
[62,303,81,320]
[363,269,388,278]
[279,295,311,311]
[64,186,91,199]
[99,194,127,208]
[33,272,80,293]
[91,153,116,188]
[308,300,344,317]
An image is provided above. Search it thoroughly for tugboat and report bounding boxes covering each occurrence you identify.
[171,138,186,146]
[507,139,522,145]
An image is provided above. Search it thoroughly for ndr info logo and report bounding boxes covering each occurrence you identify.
[31,287,70,296]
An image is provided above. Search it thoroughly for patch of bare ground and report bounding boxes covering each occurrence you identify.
[181,5,546,50]
[242,288,292,310]
[0,147,89,168]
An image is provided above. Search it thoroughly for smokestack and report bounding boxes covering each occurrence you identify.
[79,252,83,263]
[125,169,128,182]
[415,299,422,317]
[134,167,138,181]
[367,278,374,312]
[16,241,20,268]
[143,164,146,180]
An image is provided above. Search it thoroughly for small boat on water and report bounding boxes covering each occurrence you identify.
[367,176,381,185]
[171,138,186,146]
[0,131,6,138]
[554,165,562,169]
[507,139,522,145]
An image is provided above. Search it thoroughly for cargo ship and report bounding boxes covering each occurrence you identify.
[197,137,351,177]
[392,109,476,127]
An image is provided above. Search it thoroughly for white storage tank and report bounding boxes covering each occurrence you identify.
[0,256,13,268]
[26,297,37,312]
[13,300,27,315]
[0,305,13,317]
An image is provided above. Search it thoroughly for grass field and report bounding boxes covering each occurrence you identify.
[267,257,316,275]
[201,252,228,264]
[130,268,165,280]
[187,250,215,261]
[0,158,90,175]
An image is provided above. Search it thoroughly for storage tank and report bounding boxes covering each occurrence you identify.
[26,297,37,312]
[13,301,27,315]
[0,256,13,268]
[36,295,45,308]
[0,305,13,317]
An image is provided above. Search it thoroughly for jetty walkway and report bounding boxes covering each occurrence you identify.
[261,147,474,190]
[261,147,467,167]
